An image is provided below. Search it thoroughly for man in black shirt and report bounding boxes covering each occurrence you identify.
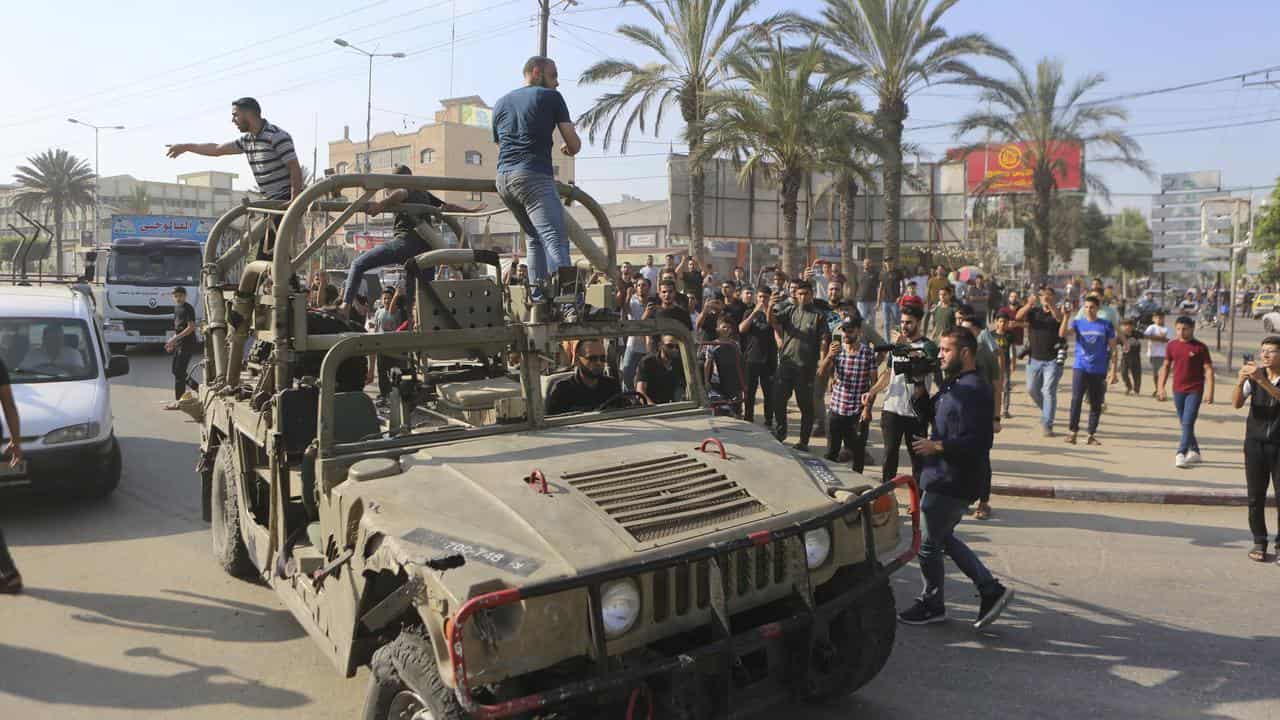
[721,281,748,327]
[0,357,23,593]
[739,287,778,426]
[642,280,693,347]
[546,339,623,414]
[340,165,482,314]
[636,335,685,404]
[855,258,880,327]
[1015,286,1067,436]
[164,286,198,409]
[769,281,829,451]
[1232,336,1280,562]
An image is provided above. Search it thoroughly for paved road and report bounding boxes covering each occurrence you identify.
[1,352,1277,719]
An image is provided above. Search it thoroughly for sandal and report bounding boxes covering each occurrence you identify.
[974,503,992,520]
[1248,544,1267,562]
[1065,433,1078,445]
[1087,435,1102,446]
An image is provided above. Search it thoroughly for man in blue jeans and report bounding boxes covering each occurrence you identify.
[339,165,482,315]
[1158,316,1214,468]
[493,56,582,307]
[1060,294,1118,446]
[1016,286,1067,436]
[899,328,1013,628]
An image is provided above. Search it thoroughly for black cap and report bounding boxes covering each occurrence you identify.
[172,286,187,295]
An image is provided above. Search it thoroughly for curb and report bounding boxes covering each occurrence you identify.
[991,480,1278,507]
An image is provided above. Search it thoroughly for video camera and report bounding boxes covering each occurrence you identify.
[874,342,940,384]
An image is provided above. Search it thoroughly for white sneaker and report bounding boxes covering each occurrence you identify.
[1185,451,1202,465]
[1174,453,1188,469]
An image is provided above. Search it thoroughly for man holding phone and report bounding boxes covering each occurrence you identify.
[1233,337,1280,563]
[1016,286,1067,436]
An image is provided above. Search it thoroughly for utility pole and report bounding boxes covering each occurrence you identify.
[67,118,124,276]
[334,38,405,232]
[538,0,551,56]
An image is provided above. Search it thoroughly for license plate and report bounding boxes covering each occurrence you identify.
[0,461,27,479]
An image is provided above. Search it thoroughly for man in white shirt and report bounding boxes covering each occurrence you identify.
[28,326,84,370]
[1144,308,1170,398]
[621,276,652,388]
[640,255,661,297]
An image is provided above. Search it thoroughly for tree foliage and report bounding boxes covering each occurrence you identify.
[1252,176,1280,284]
[954,57,1150,277]
[12,148,95,276]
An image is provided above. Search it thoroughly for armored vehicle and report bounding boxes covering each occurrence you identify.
[193,174,919,719]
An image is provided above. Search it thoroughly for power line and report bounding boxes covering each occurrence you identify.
[905,62,1280,133]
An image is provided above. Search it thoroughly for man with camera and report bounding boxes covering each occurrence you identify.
[768,280,829,451]
[899,328,1014,628]
[863,304,939,483]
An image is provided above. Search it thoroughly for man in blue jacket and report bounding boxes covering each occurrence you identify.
[900,328,1014,629]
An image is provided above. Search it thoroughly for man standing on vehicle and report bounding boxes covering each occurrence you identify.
[492,57,581,311]
[898,328,1013,628]
[768,281,828,451]
[166,97,302,258]
[164,286,198,410]
[0,356,22,593]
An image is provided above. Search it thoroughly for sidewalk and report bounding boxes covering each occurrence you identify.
[988,361,1264,506]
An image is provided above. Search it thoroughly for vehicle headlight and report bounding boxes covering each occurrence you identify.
[804,528,832,569]
[600,578,642,638]
[44,422,100,445]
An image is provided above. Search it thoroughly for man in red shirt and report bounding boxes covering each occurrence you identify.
[1157,316,1215,469]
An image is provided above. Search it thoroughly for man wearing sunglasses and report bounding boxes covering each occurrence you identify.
[546,339,622,415]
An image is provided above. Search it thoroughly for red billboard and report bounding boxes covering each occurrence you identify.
[954,141,1083,194]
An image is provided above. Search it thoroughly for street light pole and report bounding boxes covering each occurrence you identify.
[67,117,124,275]
[334,39,405,234]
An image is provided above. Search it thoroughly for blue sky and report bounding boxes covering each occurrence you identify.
[4,0,1279,212]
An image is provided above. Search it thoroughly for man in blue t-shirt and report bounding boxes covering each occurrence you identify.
[1059,294,1117,445]
[492,56,582,306]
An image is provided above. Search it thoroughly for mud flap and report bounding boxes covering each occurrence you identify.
[196,449,214,522]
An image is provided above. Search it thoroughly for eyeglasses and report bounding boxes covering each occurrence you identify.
[583,354,608,363]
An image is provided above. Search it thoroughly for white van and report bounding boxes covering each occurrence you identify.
[0,285,129,497]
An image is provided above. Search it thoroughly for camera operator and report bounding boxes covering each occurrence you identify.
[863,304,940,483]
[768,280,828,451]
[898,328,1013,628]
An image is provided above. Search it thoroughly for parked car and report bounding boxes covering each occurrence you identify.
[1262,310,1280,333]
[1252,293,1278,319]
[0,285,129,497]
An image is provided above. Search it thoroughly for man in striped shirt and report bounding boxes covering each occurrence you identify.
[166,97,302,254]
[819,316,878,472]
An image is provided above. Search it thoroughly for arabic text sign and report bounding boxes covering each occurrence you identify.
[110,214,216,243]
[958,141,1083,194]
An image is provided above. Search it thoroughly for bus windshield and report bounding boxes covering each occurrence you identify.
[107,247,201,286]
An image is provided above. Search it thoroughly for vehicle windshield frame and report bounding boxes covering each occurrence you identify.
[106,242,203,287]
[0,316,101,384]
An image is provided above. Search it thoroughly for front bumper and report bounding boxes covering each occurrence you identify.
[446,474,921,719]
[0,435,116,491]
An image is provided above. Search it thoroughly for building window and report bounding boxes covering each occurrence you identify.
[335,162,349,174]
[468,191,483,201]
[420,148,435,164]
[465,151,483,166]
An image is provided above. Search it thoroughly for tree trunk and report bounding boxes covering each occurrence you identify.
[780,171,802,277]
[839,178,857,280]
[54,202,65,277]
[1032,181,1053,281]
[686,121,707,267]
[877,98,907,264]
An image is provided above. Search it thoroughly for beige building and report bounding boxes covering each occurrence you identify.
[327,96,576,215]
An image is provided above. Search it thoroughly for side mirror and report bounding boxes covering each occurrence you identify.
[106,355,130,378]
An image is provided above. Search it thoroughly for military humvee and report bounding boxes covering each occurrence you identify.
[194,173,920,719]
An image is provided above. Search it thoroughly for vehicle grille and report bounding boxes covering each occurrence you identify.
[562,453,769,544]
[650,544,789,622]
[116,304,175,316]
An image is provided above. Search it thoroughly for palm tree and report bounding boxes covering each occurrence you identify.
[820,0,1008,264]
[12,148,95,276]
[122,185,152,215]
[698,38,863,276]
[813,115,880,278]
[954,57,1151,277]
[577,0,771,265]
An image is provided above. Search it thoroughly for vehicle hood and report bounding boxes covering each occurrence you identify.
[345,411,867,596]
[10,378,103,439]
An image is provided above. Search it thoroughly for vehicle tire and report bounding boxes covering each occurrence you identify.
[210,443,256,579]
[361,626,469,720]
[84,436,122,498]
[803,564,897,702]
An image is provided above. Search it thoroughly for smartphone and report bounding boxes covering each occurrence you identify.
[1243,353,1254,364]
